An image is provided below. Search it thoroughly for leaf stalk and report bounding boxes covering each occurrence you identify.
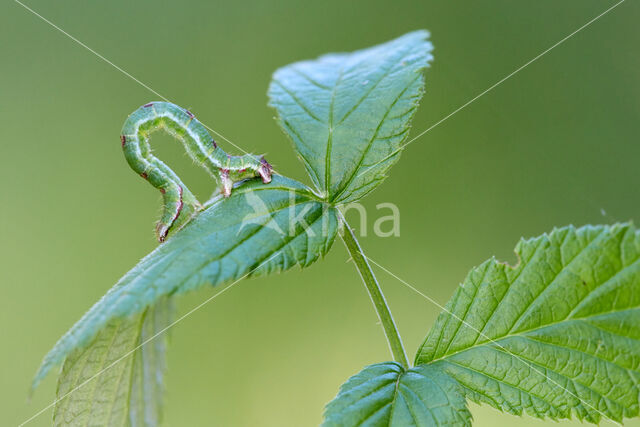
[339,212,409,368]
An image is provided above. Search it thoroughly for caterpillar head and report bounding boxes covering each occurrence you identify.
[258,156,273,184]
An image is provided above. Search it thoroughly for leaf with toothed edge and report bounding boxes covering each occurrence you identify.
[53,298,173,427]
[322,362,471,427]
[29,25,640,427]
[413,223,640,424]
[323,223,640,426]
[35,30,435,426]
[268,30,433,203]
[34,175,338,392]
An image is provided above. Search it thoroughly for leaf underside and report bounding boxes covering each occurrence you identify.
[268,30,433,203]
[35,175,337,388]
[416,223,640,424]
[129,298,172,426]
[54,298,172,427]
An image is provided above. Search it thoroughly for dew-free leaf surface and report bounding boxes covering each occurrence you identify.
[53,298,172,427]
[35,30,435,427]
[417,223,640,423]
[268,30,433,203]
[35,175,337,388]
[325,224,640,426]
[35,29,639,427]
[323,362,471,427]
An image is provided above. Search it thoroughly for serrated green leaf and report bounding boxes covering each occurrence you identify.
[34,175,338,388]
[416,223,640,424]
[268,31,433,203]
[53,298,172,427]
[323,362,471,427]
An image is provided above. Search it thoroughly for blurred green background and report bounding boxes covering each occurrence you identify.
[2,0,639,425]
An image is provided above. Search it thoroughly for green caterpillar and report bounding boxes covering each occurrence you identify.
[121,101,272,242]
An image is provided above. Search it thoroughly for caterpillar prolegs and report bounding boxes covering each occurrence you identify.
[121,102,272,242]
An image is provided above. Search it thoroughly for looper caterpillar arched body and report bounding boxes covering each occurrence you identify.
[120,101,272,242]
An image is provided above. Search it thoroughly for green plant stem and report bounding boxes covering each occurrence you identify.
[339,213,409,369]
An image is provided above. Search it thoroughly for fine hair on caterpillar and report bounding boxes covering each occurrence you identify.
[121,101,273,242]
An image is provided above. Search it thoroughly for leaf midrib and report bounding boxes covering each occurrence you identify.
[466,343,626,417]
[442,359,571,415]
[45,197,327,374]
[426,298,640,368]
[522,332,640,381]
[324,65,345,200]
[438,263,490,358]
[398,373,441,424]
[427,228,637,364]
[330,73,422,203]
[169,200,328,291]
[387,367,404,426]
